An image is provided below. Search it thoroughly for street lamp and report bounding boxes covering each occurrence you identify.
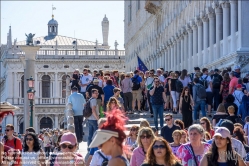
[27,76,35,127]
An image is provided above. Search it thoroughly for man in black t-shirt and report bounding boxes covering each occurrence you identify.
[86,79,104,107]
[211,69,223,111]
[161,113,181,143]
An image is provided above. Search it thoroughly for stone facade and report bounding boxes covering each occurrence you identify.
[124,0,249,75]
[0,15,125,133]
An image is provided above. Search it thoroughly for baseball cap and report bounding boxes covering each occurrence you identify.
[213,127,231,138]
[236,84,242,89]
[219,119,234,135]
[234,65,240,70]
[59,132,77,146]
[89,129,119,148]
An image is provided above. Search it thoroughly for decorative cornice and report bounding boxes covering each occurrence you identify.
[212,2,223,14]
[195,16,203,26]
[206,7,215,19]
[236,53,249,68]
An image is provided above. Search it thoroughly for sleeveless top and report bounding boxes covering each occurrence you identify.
[116,155,130,166]
[21,150,40,166]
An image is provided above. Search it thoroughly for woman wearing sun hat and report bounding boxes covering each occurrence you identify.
[200,127,246,166]
[89,109,129,166]
[53,132,85,166]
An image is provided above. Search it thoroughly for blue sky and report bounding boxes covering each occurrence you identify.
[1,1,124,49]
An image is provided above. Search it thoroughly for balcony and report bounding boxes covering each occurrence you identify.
[11,98,66,105]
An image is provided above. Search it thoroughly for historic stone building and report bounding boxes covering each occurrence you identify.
[124,0,249,74]
[0,15,125,133]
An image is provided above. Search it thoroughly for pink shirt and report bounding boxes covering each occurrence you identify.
[229,77,238,94]
[130,147,146,166]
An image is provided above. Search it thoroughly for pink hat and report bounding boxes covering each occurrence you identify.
[213,127,231,138]
[236,84,242,89]
[59,132,77,145]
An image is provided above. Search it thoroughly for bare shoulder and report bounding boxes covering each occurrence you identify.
[108,158,126,166]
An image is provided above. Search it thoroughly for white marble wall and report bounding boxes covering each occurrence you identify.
[125,0,249,73]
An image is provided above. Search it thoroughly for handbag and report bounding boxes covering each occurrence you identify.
[190,144,198,166]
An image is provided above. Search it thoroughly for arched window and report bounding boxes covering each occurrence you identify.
[62,75,67,98]
[42,75,50,98]
[40,117,53,129]
[21,75,24,98]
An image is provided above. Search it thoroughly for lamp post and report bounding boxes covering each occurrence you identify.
[27,76,35,127]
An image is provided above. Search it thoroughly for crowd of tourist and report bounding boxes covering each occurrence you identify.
[1,65,249,166]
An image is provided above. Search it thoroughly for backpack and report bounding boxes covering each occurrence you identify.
[98,151,109,166]
[200,76,209,89]
[83,98,93,118]
[212,75,221,89]
[175,80,183,93]
[131,75,140,90]
[196,84,207,99]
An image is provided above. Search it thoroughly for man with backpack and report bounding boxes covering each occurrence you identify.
[68,86,86,143]
[211,69,223,111]
[3,124,22,166]
[200,68,213,117]
[131,70,142,112]
[193,78,206,123]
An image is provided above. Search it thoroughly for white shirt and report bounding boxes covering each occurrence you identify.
[90,149,112,166]
[80,74,93,92]
[200,74,212,92]
[98,79,103,88]
[231,137,247,159]
[158,75,165,83]
[145,77,154,90]
[178,76,191,87]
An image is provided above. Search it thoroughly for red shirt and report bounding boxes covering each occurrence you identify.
[4,137,22,166]
[229,77,238,94]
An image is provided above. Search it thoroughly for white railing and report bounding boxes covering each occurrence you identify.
[12,98,66,105]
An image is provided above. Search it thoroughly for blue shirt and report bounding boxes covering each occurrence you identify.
[103,85,115,102]
[150,86,164,105]
[68,92,86,116]
[131,74,142,84]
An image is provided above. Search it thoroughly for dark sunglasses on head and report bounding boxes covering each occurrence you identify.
[26,138,34,141]
[140,135,152,139]
[153,145,166,150]
[165,118,172,121]
[61,144,74,150]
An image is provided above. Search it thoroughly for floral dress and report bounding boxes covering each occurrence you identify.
[221,80,230,101]
[176,142,211,166]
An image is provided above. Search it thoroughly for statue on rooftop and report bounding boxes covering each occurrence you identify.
[25,33,35,45]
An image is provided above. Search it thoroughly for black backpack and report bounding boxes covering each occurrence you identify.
[98,151,109,166]
[131,75,140,90]
[200,76,209,89]
[175,80,183,93]
[196,84,207,99]
[212,75,221,89]
[83,98,93,118]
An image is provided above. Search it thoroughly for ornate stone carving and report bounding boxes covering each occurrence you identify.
[235,54,249,68]
[145,0,161,15]
[206,7,215,18]
[195,16,203,26]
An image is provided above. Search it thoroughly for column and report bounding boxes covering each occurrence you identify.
[221,2,230,56]
[34,115,38,133]
[230,0,238,52]
[187,25,193,71]
[5,71,13,100]
[170,41,174,70]
[173,37,177,70]
[164,49,167,70]
[13,115,18,132]
[191,20,198,68]
[168,44,171,70]
[213,2,223,58]
[176,34,181,70]
[201,12,209,64]
[183,29,188,69]
[34,72,39,104]
[55,115,59,129]
[13,72,18,104]
[207,7,215,62]
[238,0,249,51]
[196,16,203,66]
[180,32,184,69]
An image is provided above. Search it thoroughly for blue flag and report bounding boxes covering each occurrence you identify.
[137,56,148,73]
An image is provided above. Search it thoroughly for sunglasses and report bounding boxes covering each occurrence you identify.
[165,118,172,121]
[140,135,152,139]
[200,122,205,125]
[26,138,34,141]
[131,129,137,131]
[5,129,11,132]
[153,145,166,150]
[61,144,74,150]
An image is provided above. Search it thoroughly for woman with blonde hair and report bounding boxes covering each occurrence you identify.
[141,137,181,166]
[180,130,188,144]
[139,119,150,128]
[212,103,228,126]
[130,127,156,166]
[106,97,121,112]
[168,72,179,114]
[170,130,182,156]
